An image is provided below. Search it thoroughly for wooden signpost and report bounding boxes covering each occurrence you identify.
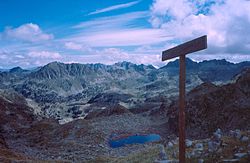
[162,35,207,163]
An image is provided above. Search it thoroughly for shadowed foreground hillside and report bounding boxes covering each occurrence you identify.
[166,68,250,138]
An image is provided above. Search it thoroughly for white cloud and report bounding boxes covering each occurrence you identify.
[73,11,148,29]
[0,46,164,68]
[150,0,193,26]
[15,55,25,59]
[67,28,172,47]
[65,42,83,50]
[1,1,250,68]
[1,23,53,42]
[64,42,96,55]
[150,0,250,55]
[88,0,141,15]
[27,51,61,59]
[135,43,177,54]
[190,53,250,63]
[60,47,163,67]
[67,12,172,47]
[0,54,7,60]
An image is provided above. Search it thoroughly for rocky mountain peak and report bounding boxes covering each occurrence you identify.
[187,82,218,98]
[114,61,155,72]
[235,68,250,94]
[235,68,250,81]
[31,62,67,79]
[161,58,198,69]
[40,61,65,71]
[114,61,135,69]
[200,59,233,66]
[9,66,25,73]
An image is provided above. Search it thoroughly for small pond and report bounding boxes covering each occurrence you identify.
[109,134,161,148]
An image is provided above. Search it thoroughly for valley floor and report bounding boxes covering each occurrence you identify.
[0,113,250,162]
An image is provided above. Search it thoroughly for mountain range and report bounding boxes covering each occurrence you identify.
[0,58,250,122]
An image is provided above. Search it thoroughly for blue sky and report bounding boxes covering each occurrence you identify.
[0,0,250,68]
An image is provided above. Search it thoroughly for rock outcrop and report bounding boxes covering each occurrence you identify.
[166,68,250,138]
[85,104,131,119]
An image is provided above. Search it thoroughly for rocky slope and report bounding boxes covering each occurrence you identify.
[0,91,41,162]
[0,90,165,162]
[165,68,250,139]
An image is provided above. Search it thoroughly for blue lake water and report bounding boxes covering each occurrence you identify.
[109,134,161,148]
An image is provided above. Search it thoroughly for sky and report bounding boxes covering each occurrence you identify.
[0,0,250,68]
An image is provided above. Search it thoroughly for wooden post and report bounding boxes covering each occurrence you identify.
[179,55,186,163]
[162,35,207,163]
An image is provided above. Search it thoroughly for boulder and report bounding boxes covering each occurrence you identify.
[195,143,204,151]
[186,139,193,148]
[159,145,168,160]
[240,136,249,142]
[234,153,247,159]
[214,128,222,140]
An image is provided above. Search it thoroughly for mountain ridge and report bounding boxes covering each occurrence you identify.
[0,58,250,121]
[2,58,249,70]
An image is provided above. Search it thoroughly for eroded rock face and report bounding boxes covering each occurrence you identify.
[0,93,35,133]
[0,91,97,162]
[88,92,133,105]
[85,104,131,119]
[0,92,39,162]
[0,134,7,149]
[166,69,250,139]
[235,68,250,95]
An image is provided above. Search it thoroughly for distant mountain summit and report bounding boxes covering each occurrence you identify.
[9,66,26,73]
[161,58,198,69]
[31,61,156,80]
[114,61,155,71]
[160,58,250,82]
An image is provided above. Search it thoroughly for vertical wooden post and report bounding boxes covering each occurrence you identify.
[179,55,186,163]
[162,35,207,163]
